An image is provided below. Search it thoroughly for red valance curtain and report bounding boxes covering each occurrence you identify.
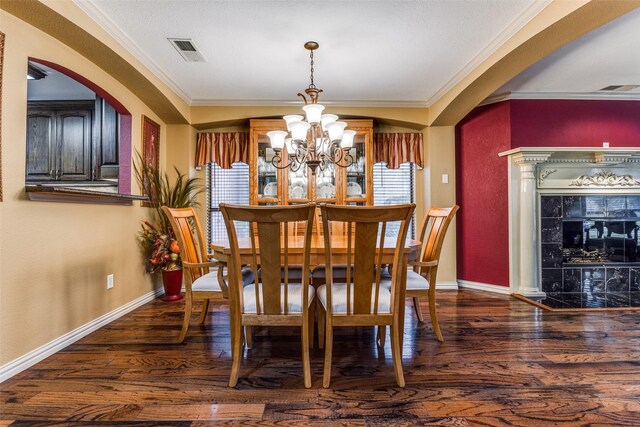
[195,132,250,168]
[373,133,424,169]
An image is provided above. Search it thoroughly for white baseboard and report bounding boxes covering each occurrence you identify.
[436,281,459,290]
[457,280,511,295]
[0,288,163,383]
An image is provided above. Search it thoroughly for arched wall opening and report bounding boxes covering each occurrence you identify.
[28,58,133,193]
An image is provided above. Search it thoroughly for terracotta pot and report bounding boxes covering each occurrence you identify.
[161,268,183,301]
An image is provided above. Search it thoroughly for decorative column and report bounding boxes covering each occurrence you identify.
[512,153,550,297]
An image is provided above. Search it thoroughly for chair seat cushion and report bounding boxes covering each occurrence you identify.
[192,271,222,292]
[381,270,430,291]
[317,284,391,314]
[193,268,254,292]
[243,284,315,314]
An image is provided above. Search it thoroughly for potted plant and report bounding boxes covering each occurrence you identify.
[134,153,203,301]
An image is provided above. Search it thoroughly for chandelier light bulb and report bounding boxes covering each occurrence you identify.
[341,130,356,149]
[290,121,310,142]
[302,104,325,124]
[266,130,287,150]
[283,115,304,131]
[326,121,347,142]
[321,114,338,132]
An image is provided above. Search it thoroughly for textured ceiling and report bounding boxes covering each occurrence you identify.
[494,7,640,99]
[77,0,546,106]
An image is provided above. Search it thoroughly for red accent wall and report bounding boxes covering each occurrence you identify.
[511,99,640,148]
[456,99,640,288]
[456,101,511,287]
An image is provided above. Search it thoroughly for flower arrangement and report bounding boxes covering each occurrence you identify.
[139,221,181,273]
[134,152,203,275]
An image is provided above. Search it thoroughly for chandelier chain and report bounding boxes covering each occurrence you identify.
[309,49,315,89]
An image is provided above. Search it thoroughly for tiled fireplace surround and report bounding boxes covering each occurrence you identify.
[540,195,640,308]
[499,148,640,307]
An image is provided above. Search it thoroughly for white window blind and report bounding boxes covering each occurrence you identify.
[373,162,416,238]
[207,162,250,243]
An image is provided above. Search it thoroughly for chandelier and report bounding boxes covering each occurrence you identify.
[266,41,355,176]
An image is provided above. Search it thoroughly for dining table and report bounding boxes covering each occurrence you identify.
[211,234,421,347]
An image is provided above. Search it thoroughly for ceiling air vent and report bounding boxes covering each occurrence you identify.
[168,38,206,63]
[599,85,639,92]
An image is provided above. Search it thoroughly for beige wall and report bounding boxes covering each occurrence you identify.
[0,12,165,365]
[422,127,457,283]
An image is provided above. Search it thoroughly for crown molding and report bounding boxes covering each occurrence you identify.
[74,0,192,104]
[481,91,640,106]
[425,0,552,107]
[189,98,430,108]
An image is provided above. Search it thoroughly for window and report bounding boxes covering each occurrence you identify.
[207,162,250,243]
[373,162,416,238]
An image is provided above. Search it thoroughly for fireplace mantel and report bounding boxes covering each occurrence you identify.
[498,147,640,297]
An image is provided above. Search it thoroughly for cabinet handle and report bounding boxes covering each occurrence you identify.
[56,169,62,180]
[91,167,96,181]
[49,169,55,178]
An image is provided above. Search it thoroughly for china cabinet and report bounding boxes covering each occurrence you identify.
[249,119,373,206]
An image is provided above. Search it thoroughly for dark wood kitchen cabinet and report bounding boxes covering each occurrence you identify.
[26,98,118,183]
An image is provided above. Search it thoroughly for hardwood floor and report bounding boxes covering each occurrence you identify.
[2,290,640,426]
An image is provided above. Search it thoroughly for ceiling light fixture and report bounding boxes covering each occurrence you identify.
[266,41,354,176]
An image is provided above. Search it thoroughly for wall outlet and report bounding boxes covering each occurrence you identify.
[107,274,114,289]
[442,173,449,184]
[603,141,610,148]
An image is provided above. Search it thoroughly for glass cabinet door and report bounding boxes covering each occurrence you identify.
[257,138,279,203]
[344,134,367,202]
[315,163,336,202]
[287,164,308,202]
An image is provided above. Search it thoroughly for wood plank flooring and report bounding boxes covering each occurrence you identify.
[2,290,640,426]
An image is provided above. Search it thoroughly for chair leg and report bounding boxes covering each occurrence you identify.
[301,322,311,388]
[390,322,405,387]
[198,299,210,325]
[177,295,192,344]
[428,284,443,342]
[308,299,316,349]
[229,321,243,387]
[244,326,253,349]
[322,321,333,388]
[317,304,326,350]
[377,325,386,347]
[412,297,424,322]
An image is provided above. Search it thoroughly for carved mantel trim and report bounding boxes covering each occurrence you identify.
[570,170,640,187]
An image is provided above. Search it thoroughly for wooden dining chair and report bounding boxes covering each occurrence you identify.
[316,203,415,388]
[162,206,254,343]
[395,205,459,342]
[220,203,316,388]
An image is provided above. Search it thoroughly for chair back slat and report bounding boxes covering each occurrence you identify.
[221,203,316,317]
[162,207,208,285]
[321,204,415,317]
[415,206,460,275]
[373,222,386,315]
[256,221,284,315]
[353,221,378,314]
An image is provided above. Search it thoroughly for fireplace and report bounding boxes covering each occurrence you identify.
[539,194,640,308]
[499,147,640,306]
